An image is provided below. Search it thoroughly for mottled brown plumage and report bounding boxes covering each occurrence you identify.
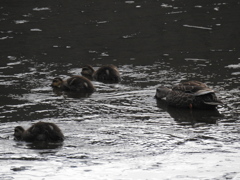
[155,81,223,109]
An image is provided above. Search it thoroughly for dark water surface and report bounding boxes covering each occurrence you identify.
[0,0,240,179]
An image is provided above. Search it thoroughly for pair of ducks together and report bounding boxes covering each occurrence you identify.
[51,64,121,93]
[14,66,223,143]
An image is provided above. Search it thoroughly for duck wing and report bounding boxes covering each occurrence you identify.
[65,76,91,91]
[94,65,121,82]
[180,81,208,87]
[172,81,214,96]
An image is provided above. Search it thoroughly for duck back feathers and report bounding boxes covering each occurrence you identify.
[172,81,214,95]
[81,65,121,83]
[64,75,95,93]
[14,122,64,142]
[93,65,121,83]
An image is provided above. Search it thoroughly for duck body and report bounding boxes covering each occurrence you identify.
[14,122,64,142]
[156,81,222,109]
[51,75,95,93]
[81,65,121,83]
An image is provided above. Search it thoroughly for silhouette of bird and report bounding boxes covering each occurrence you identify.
[14,122,64,142]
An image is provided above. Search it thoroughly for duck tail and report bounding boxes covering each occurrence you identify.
[204,99,223,106]
[193,89,215,96]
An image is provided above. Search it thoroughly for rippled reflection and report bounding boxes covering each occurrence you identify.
[14,141,63,150]
[156,99,224,126]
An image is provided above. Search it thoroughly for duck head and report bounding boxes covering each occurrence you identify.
[155,86,171,99]
[14,126,25,140]
[81,65,95,77]
[51,77,63,88]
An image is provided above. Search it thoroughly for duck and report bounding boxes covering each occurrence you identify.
[14,121,64,142]
[81,64,121,83]
[51,75,95,93]
[155,81,223,109]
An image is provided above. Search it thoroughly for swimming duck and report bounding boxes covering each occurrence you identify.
[14,121,64,142]
[155,81,223,109]
[81,64,121,83]
[51,75,95,93]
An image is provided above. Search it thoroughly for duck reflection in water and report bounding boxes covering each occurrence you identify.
[156,99,223,125]
[81,64,121,83]
[15,140,64,150]
[52,88,93,98]
[51,75,95,98]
